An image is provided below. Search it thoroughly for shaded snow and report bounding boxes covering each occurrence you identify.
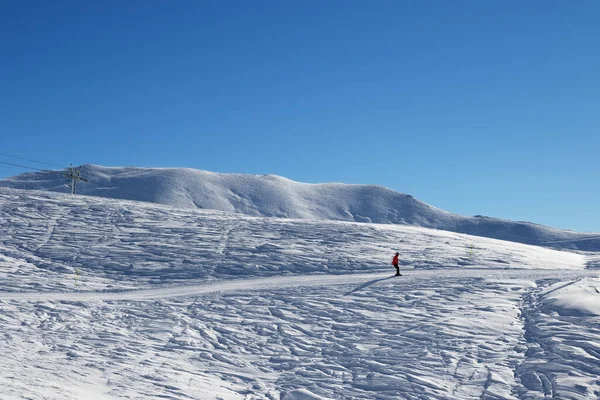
[2,165,599,251]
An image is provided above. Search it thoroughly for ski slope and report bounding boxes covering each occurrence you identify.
[0,188,599,399]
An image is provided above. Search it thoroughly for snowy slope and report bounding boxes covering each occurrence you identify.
[2,165,598,251]
[1,188,600,399]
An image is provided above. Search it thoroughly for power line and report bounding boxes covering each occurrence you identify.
[0,154,168,205]
[0,160,46,172]
[0,157,160,202]
[0,153,175,205]
[0,152,64,169]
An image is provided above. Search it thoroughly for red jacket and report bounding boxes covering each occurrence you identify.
[392,254,399,265]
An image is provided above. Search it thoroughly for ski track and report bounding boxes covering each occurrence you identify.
[1,189,600,399]
[515,280,600,399]
[1,269,598,303]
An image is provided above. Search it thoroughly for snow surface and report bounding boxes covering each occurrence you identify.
[2,165,599,251]
[0,188,599,399]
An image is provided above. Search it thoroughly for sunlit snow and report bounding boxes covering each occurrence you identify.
[0,188,599,399]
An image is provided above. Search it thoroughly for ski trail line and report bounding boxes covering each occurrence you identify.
[0,272,389,302]
[0,269,598,302]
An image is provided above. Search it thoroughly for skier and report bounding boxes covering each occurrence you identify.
[391,252,402,276]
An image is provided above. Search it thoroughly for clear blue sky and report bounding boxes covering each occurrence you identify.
[1,1,599,232]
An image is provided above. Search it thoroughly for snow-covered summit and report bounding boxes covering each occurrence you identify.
[2,164,598,251]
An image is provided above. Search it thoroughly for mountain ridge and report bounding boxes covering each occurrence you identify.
[1,164,598,251]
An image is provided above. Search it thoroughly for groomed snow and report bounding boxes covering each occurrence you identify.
[0,188,599,399]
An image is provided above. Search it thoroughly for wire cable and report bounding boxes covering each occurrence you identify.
[0,152,64,169]
[0,160,47,172]
[0,156,165,203]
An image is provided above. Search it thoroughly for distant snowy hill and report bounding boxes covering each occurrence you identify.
[1,164,598,251]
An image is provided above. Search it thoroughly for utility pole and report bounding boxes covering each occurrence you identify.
[64,166,88,194]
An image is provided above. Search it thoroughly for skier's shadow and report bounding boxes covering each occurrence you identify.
[344,276,395,296]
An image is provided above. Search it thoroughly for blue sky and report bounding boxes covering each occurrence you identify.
[1,1,599,231]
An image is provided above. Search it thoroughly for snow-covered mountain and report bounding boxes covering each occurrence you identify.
[1,164,598,251]
[0,188,599,399]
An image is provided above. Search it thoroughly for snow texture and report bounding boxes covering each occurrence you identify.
[0,188,599,399]
[281,389,326,399]
[1,164,599,251]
